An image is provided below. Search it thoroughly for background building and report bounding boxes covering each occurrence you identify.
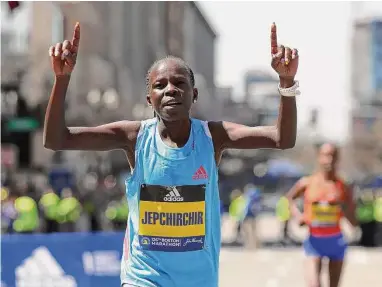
[183,2,218,120]
[1,1,218,169]
[351,17,382,177]
[244,70,279,126]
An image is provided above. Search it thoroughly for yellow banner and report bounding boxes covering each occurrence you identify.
[139,201,205,237]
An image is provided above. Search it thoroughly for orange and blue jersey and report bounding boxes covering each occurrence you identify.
[303,177,346,237]
[303,177,348,260]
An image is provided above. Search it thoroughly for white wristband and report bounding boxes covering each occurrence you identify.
[278,80,300,97]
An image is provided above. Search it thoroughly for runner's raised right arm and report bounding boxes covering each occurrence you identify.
[43,23,140,152]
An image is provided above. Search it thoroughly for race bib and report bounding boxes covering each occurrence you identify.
[311,201,341,226]
[139,184,206,252]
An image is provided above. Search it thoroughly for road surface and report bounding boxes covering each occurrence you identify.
[219,247,382,287]
[219,214,381,286]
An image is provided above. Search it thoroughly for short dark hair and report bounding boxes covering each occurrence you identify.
[145,55,195,93]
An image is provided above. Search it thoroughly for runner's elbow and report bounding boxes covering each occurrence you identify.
[43,140,61,151]
[43,134,64,150]
[350,218,358,227]
[277,139,296,150]
[43,128,70,150]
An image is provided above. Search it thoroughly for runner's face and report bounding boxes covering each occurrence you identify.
[147,60,195,121]
[318,144,338,172]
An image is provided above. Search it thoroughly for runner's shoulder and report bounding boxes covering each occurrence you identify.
[297,176,312,189]
[206,121,221,135]
[108,120,142,144]
[335,175,348,186]
[336,176,352,193]
[206,121,226,146]
[117,120,142,134]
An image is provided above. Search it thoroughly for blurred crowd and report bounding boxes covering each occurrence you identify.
[3,159,382,248]
[1,163,129,234]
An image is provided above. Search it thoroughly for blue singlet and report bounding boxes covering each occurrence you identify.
[121,118,221,287]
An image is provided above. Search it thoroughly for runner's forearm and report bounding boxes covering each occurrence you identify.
[345,211,358,227]
[43,75,71,150]
[288,200,303,220]
[276,77,297,149]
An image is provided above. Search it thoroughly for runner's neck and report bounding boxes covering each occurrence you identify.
[317,170,337,181]
[157,118,191,148]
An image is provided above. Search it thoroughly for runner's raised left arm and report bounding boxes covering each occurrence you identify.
[210,23,298,151]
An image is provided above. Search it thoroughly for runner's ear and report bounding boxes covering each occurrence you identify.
[193,88,198,103]
[146,95,152,107]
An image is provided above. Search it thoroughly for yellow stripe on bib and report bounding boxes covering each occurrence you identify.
[139,201,205,237]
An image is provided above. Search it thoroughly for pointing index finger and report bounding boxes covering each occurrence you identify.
[271,22,278,55]
[71,22,80,53]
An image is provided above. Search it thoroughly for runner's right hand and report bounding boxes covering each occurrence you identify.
[295,215,306,226]
[49,22,80,76]
[299,221,306,227]
[298,217,306,226]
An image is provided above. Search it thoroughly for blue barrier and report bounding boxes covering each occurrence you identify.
[1,231,125,287]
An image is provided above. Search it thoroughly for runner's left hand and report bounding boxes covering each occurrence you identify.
[270,23,299,81]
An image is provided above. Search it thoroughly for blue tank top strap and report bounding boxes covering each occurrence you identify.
[135,118,157,150]
[126,118,157,183]
[200,120,212,139]
[194,119,215,157]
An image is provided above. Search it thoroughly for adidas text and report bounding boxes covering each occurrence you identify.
[164,196,184,202]
[164,188,184,202]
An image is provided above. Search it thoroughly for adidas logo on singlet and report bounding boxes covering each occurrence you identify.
[164,187,184,202]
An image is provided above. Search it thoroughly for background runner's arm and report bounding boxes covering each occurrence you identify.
[43,76,140,151]
[343,185,358,227]
[285,177,309,222]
